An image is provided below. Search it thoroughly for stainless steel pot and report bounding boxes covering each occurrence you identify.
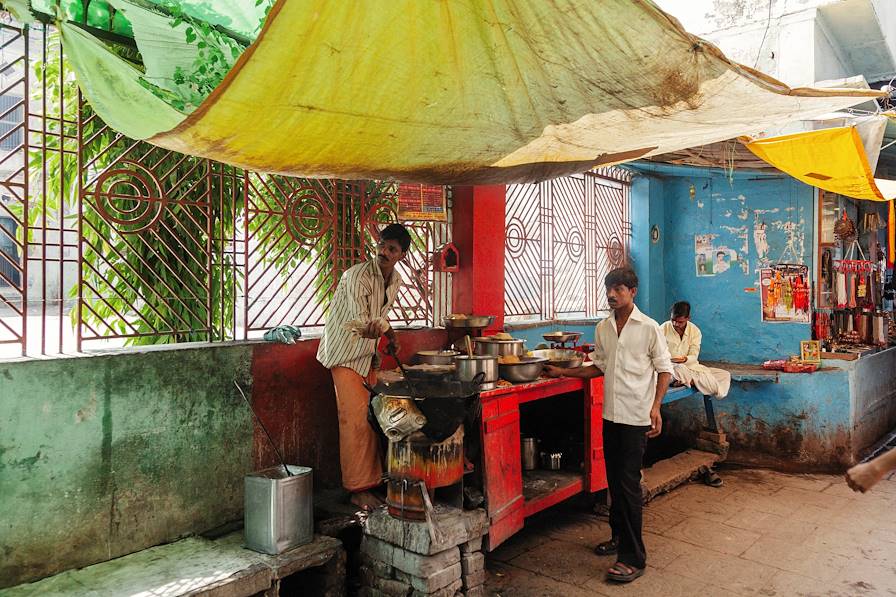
[416,350,461,366]
[521,437,539,470]
[454,355,499,390]
[475,338,526,357]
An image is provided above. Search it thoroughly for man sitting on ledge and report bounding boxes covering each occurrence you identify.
[660,301,731,399]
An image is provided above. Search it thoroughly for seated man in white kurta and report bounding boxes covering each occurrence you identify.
[660,301,731,399]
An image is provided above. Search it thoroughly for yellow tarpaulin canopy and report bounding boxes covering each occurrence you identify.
[60,0,884,183]
[744,127,896,201]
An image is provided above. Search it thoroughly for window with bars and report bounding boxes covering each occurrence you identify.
[0,94,24,152]
[504,168,632,322]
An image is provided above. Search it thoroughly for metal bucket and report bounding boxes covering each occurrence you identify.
[244,465,313,555]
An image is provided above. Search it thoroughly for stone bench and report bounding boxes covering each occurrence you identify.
[0,532,344,597]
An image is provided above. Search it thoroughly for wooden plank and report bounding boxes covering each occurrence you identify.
[522,470,584,518]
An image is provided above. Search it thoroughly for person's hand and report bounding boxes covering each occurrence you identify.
[360,321,382,339]
[671,356,687,364]
[845,461,886,493]
[647,407,662,438]
[543,365,565,378]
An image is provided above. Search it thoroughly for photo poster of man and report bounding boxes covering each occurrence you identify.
[695,234,743,277]
[695,234,716,276]
[760,264,811,323]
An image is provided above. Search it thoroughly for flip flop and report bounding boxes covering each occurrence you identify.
[606,563,645,583]
[703,469,724,488]
[593,539,619,556]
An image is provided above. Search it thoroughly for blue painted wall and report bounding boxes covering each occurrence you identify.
[661,367,853,470]
[630,163,815,363]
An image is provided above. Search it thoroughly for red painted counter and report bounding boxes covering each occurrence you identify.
[479,376,606,550]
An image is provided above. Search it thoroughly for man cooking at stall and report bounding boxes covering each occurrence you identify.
[316,223,412,510]
[545,266,672,584]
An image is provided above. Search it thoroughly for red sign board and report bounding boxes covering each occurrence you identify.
[397,183,447,222]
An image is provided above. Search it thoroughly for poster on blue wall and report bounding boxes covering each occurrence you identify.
[759,264,811,323]
[695,233,747,276]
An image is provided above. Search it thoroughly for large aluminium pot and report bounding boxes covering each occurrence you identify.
[474,338,525,358]
[454,355,499,391]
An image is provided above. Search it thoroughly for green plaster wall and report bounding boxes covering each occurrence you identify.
[0,344,254,588]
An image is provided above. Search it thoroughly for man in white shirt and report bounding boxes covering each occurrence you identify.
[317,223,409,510]
[660,301,731,399]
[546,267,672,583]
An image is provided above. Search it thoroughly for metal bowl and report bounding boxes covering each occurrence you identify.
[542,331,583,344]
[498,356,549,383]
[530,349,584,368]
[443,315,496,329]
[416,350,461,366]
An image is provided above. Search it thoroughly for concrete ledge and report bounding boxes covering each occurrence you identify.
[641,449,720,502]
[0,533,344,597]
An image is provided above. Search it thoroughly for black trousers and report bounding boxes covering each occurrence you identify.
[603,418,649,569]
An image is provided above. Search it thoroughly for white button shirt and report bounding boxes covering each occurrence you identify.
[590,305,674,426]
[660,320,708,372]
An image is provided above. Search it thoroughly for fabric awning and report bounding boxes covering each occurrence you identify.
[54,0,884,183]
[744,126,896,201]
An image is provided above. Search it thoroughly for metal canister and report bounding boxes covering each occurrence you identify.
[521,437,539,470]
[244,465,313,555]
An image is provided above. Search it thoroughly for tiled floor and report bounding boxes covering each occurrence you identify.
[484,467,896,596]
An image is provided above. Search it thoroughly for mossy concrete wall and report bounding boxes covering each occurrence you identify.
[0,344,255,587]
[0,328,446,588]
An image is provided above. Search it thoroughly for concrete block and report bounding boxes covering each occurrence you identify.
[394,562,462,593]
[464,585,486,597]
[462,569,486,589]
[699,430,727,443]
[360,564,376,587]
[460,552,484,576]
[696,438,730,458]
[362,536,460,578]
[412,578,463,597]
[374,577,414,597]
[364,507,488,555]
[459,537,482,554]
[360,553,394,579]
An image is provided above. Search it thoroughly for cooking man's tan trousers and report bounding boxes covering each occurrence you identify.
[331,366,383,492]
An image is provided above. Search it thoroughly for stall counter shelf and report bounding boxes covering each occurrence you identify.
[478,376,606,550]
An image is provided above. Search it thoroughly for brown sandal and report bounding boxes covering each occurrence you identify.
[606,562,644,583]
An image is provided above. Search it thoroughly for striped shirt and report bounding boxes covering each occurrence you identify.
[316,260,403,377]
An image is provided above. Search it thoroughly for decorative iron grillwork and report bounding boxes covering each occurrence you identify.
[0,21,450,357]
[505,169,631,321]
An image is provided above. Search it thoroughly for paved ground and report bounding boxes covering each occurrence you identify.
[484,467,896,596]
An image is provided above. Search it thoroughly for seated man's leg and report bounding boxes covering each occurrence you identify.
[332,366,383,507]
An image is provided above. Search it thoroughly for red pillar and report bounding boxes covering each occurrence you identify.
[452,185,506,333]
